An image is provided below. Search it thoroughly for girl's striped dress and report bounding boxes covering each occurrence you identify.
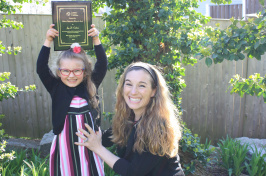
[49,96,105,176]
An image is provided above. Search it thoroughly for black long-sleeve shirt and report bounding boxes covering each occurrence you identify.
[36,44,107,135]
[103,126,184,176]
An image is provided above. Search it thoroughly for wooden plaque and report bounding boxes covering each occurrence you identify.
[52,1,92,51]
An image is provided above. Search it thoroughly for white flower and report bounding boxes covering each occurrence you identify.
[70,43,81,49]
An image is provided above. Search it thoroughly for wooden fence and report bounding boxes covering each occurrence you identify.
[182,59,266,144]
[0,15,265,143]
[210,0,266,20]
[210,4,242,19]
[246,0,266,14]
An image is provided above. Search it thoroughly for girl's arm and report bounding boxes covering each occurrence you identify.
[36,24,59,93]
[88,25,108,88]
[88,24,101,46]
[44,24,58,47]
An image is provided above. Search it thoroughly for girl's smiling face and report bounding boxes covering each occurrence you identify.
[57,58,85,87]
[123,70,156,119]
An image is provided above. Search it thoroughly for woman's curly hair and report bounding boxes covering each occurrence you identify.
[112,62,182,158]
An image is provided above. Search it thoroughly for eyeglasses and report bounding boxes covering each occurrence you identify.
[58,68,85,76]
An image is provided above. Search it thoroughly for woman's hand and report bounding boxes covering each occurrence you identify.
[76,124,120,169]
[88,24,101,45]
[75,123,103,152]
[44,24,59,47]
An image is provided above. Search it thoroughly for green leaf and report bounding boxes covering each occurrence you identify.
[212,53,218,59]
[260,38,266,44]
[259,0,265,6]
[238,53,245,60]
[240,21,246,26]
[254,41,260,49]
[205,57,212,67]
[229,54,235,61]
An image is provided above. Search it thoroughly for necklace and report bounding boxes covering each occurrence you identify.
[133,116,142,125]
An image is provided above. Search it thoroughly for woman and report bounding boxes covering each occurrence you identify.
[75,62,184,176]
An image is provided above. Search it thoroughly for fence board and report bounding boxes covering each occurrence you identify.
[247,0,252,14]
[20,15,31,136]
[215,60,223,143]
[261,57,266,137]
[24,15,37,138]
[230,5,234,19]
[252,58,264,138]
[11,15,24,137]
[223,61,233,137]
[255,0,259,13]
[0,23,3,121]
[236,59,247,138]
[198,61,208,140]
[206,62,215,141]
[211,6,215,18]
[218,6,222,19]
[40,16,53,133]
[194,63,201,135]
[251,0,255,13]
[181,65,190,126]
[182,64,196,131]
[225,5,229,19]
[21,14,34,137]
[30,15,41,138]
[213,6,217,18]
[239,5,242,19]
[4,21,18,136]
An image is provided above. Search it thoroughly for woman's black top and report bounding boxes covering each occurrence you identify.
[103,126,185,176]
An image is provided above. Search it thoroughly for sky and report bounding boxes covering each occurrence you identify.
[6,0,109,15]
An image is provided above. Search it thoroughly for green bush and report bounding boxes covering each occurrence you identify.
[0,72,36,173]
[216,136,266,176]
[229,73,266,103]
[245,145,266,176]
[217,136,248,176]
[180,122,214,174]
[1,149,49,175]
[0,147,49,175]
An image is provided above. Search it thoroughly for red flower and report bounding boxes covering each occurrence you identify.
[73,46,81,53]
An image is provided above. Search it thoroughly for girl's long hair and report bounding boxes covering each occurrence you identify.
[112,62,182,158]
[50,48,98,108]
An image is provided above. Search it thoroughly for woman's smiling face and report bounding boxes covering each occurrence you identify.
[123,69,156,119]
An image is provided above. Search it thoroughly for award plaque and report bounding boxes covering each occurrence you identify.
[52,1,92,51]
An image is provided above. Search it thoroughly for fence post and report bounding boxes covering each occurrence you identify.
[242,0,246,20]
[206,4,210,17]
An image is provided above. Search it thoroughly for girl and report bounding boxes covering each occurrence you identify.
[76,62,184,176]
[37,24,107,176]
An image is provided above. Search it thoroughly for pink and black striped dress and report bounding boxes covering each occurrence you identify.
[49,96,105,176]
